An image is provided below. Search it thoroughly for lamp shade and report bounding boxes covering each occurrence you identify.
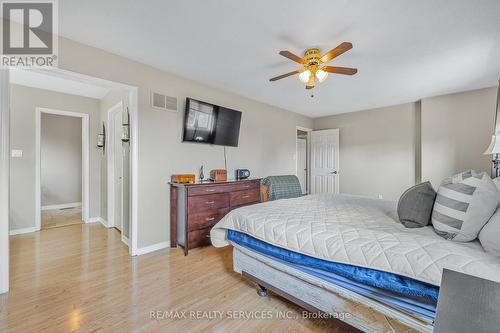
[298,70,311,83]
[484,134,500,154]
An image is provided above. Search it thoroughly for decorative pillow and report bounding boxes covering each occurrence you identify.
[494,177,500,191]
[479,209,500,256]
[397,182,437,228]
[478,177,500,256]
[432,170,500,242]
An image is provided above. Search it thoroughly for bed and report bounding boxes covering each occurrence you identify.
[210,193,500,332]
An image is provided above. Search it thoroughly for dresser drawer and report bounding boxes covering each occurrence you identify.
[188,193,229,214]
[230,188,260,207]
[230,181,260,192]
[188,227,212,249]
[187,208,229,231]
[188,185,230,196]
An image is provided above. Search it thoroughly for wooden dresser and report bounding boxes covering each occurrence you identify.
[170,178,261,255]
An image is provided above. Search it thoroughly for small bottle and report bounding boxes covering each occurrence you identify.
[199,165,204,182]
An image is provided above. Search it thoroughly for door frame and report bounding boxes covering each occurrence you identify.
[106,101,123,233]
[35,107,90,230]
[0,70,9,294]
[296,126,312,194]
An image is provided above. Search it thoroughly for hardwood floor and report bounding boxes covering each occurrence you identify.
[41,207,83,229]
[1,223,351,332]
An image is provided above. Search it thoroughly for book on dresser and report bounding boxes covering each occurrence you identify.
[169,178,262,255]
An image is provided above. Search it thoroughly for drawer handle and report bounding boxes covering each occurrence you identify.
[206,189,216,192]
[206,201,215,204]
[206,217,215,221]
[242,195,250,198]
[243,185,250,188]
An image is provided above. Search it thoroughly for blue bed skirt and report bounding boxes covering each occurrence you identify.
[227,229,439,320]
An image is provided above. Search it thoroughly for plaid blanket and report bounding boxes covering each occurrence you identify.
[262,175,303,201]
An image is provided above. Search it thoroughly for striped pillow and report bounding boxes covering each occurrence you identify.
[432,170,500,242]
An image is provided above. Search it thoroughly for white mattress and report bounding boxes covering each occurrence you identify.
[211,193,500,286]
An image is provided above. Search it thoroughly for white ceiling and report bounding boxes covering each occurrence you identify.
[59,0,500,117]
[10,69,110,99]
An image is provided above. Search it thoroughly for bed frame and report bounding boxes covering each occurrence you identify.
[232,244,434,333]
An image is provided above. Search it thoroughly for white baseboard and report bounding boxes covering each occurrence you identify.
[135,242,168,256]
[9,227,38,235]
[121,235,130,246]
[42,202,82,211]
[86,217,109,228]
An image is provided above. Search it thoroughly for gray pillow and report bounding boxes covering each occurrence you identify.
[478,177,500,256]
[397,181,437,228]
[479,209,500,256]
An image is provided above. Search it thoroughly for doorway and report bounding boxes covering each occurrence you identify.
[36,108,90,230]
[296,127,311,194]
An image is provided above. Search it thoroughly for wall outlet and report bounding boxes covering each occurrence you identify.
[378,194,383,199]
[11,149,23,158]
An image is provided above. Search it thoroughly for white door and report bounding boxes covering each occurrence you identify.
[107,102,123,232]
[310,129,339,194]
[112,110,123,231]
[297,138,307,194]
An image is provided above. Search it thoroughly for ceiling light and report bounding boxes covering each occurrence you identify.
[316,69,328,82]
[298,70,311,83]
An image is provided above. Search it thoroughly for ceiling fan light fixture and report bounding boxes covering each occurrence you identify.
[298,70,311,83]
[316,69,328,82]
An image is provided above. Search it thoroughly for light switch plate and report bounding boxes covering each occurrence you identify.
[11,149,23,157]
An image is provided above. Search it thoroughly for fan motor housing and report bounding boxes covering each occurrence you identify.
[304,48,321,66]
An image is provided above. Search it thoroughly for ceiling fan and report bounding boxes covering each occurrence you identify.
[269,42,357,89]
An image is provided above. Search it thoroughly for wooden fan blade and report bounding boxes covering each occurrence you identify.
[322,66,358,75]
[320,42,353,63]
[269,70,300,81]
[279,51,306,64]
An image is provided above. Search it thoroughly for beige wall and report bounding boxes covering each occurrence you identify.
[56,37,313,248]
[314,103,420,200]
[421,87,497,188]
[9,84,101,231]
[41,113,82,206]
[314,87,497,200]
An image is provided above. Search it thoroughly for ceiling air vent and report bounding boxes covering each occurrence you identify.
[151,91,177,112]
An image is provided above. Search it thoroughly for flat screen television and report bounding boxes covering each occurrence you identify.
[182,98,242,147]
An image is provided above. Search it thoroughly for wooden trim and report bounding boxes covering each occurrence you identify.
[170,186,177,248]
[242,271,363,333]
[261,185,269,202]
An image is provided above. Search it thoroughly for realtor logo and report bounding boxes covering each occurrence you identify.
[1,0,58,67]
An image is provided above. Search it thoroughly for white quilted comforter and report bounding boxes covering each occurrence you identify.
[211,193,500,286]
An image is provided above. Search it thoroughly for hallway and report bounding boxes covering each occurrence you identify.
[41,207,82,229]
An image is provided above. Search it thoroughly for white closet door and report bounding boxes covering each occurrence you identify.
[310,129,339,194]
